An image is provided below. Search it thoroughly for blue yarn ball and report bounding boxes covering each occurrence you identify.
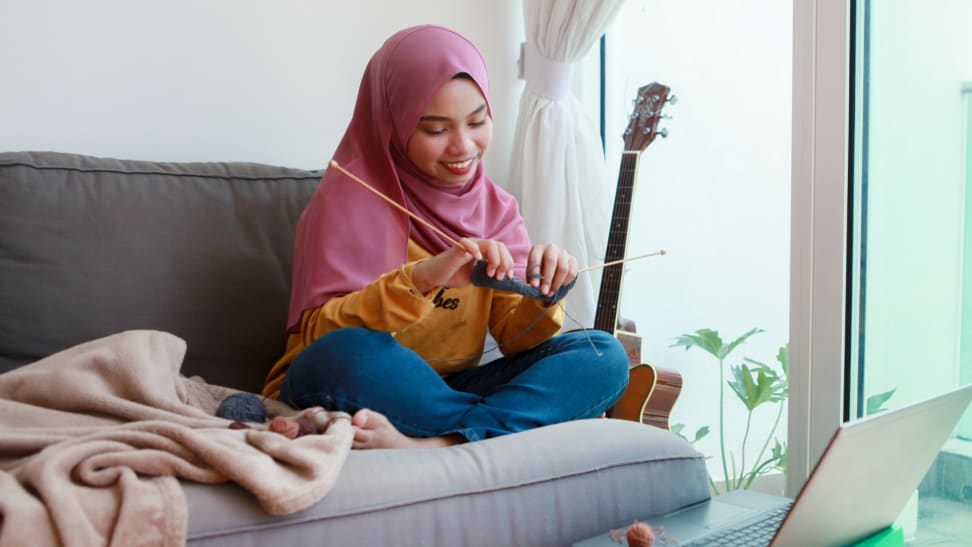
[216,392,268,423]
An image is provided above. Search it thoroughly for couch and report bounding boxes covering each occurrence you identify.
[0,151,710,546]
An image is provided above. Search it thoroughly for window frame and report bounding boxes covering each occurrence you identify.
[788,0,854,497]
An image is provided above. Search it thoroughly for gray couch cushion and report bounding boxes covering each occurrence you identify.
[0,151,320,392]
[183,418,710,547]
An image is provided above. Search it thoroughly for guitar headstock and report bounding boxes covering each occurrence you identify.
[623,82,675,152]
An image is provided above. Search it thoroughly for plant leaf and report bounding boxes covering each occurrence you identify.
[671,328,725,359]
[777,344,789,376]
[721,328,765,359]
[694,426,711,443]
[728,364,756,410]
[728,363,784,411]
[743,357,767,367]
[866,389,896,415]
[771,440,787,473]
[743,356,788,398]
[669,423,689,444]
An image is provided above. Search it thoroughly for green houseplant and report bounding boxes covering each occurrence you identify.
[671,327,896,495]
[672,328,787,494]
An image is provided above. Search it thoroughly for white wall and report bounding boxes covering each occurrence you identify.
[0,0,523,175]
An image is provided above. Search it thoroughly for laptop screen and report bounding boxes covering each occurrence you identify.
[772,384,972,546]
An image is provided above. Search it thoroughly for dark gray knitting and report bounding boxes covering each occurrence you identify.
[471,260,574,303]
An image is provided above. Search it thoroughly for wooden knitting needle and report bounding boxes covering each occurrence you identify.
[577,250,666,273]
[330,159,665,275]
[330,160,465,248]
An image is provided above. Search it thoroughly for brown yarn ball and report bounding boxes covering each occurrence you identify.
[268,416,299,439]
[626,521,654,547]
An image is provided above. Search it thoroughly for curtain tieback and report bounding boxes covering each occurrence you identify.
[519,42,573,101]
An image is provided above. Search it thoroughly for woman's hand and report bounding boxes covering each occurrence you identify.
[527,244,578,297]
[411,238,514,293]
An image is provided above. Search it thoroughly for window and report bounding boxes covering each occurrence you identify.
[602,0,792,493]
[849,0,972,540]
[602,4,972,540]
[790,0,970,542]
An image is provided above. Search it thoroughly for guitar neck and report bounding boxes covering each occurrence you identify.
[593,151,641,333]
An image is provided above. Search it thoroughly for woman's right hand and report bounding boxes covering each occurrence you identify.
[411,238,514,293]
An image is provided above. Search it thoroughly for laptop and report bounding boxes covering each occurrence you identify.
[574,383,972,547]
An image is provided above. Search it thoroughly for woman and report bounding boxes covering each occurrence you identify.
[262,25,628,449]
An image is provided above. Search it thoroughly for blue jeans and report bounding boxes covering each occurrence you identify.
[280,327,629,442]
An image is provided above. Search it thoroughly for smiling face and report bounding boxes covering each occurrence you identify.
[406,76,492,186]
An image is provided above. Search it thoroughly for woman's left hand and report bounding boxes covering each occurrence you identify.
[527,244,577,297]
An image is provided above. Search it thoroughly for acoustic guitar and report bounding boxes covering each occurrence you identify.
[601,82,683,430]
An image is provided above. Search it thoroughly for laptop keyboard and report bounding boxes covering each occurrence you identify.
[680,502,793,547]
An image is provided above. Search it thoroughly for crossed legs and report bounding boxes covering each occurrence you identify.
[280,327,628,449]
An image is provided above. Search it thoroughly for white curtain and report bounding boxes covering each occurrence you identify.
[507,0,626,329]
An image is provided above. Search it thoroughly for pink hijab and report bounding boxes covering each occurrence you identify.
[287,25,531,332]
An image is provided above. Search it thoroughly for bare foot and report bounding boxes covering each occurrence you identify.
[266,407,332,438]
[351,409,464,450]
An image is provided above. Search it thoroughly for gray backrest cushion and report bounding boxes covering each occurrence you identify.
[0,151,321,392]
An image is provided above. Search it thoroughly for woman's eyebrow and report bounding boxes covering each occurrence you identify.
[419,103,488,122]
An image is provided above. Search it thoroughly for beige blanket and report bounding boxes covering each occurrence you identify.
[0,330,353,547]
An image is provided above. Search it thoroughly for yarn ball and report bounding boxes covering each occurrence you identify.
[269,416,299,439]
[216,393,268,423]
[626,521,654,547]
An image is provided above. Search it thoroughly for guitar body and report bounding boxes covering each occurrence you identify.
[614,324,642,364]
[607,329,683,429]
[599,83,682,430]
[610,363,684,430]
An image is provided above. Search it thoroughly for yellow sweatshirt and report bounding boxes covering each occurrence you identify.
[262,239,564,399]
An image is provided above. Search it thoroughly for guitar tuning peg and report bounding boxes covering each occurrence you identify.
[667,94,678,105]
[646,127,669,138]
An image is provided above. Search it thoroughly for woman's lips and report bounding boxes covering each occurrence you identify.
[443,157,476,175]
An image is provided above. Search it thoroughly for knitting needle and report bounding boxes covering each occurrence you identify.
[330,159,665,275]
[329,160,465,248]
[577,250,667,273]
